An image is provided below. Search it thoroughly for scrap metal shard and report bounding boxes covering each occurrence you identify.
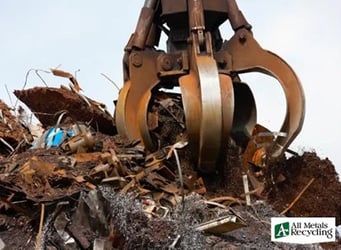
[14,87,116,135]
[0,100,33,155]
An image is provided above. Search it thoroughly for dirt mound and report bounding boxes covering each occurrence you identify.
[266,152,341,225]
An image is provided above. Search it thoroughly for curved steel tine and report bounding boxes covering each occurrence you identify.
[115,51,160,150]
[138,90,158,151]
[231,82,257,149]
[224,29,305,159]
[179,73,201,165]
[115,81,131,138]
[197,55,224,172]
[179,58,234,173]
[219,73,235,160]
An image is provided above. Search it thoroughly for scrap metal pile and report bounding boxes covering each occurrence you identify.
[0,81,266,249]
[1,70,340,249]
[1,0,341,249]
[0,76,252,249]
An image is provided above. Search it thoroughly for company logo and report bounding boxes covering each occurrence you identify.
[274,222,290,239]
[271,217,335,244]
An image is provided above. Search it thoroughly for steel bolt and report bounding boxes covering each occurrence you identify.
[239,33,247,44]
[158,55,174,71]
[161,56,173,71]
[132,53,143,67]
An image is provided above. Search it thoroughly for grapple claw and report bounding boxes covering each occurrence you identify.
[224,29,305,159]
[115,0,305,172]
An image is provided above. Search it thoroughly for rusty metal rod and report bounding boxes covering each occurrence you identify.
[132,0,158,49]
[226,0,252,31]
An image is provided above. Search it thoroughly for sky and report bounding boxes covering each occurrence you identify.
[0,1,341,175]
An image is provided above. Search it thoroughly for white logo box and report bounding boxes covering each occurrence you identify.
[271,217,335,244]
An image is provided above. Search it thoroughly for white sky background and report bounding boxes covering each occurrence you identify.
[0,1,340,175]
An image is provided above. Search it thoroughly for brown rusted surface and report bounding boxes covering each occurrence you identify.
[14,87,116,135]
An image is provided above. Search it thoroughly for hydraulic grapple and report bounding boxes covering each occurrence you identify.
[115,0,305,172]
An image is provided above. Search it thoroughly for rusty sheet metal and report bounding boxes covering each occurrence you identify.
[51,68,82,92]
[14,87,116,135]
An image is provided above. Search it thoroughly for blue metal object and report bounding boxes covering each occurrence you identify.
[45,127,65,148]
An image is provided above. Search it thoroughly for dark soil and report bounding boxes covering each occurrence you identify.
[266,152,341,225]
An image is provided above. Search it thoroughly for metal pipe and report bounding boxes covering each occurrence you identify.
[188,0,205,31]
[226,0,251,31]
[132,0,158,49]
